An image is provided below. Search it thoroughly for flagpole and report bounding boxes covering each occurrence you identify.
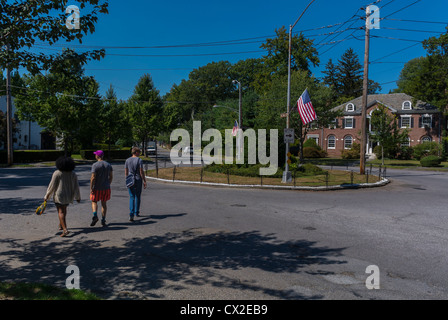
[282,0,316,183]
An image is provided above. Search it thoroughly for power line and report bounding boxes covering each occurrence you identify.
[370,35,423,42]
[381,27,446,34]
[381,0,423,20]
[382,18,448,25]
[371,42,420,63]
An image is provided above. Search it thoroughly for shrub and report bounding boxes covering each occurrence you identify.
[397,146,414,160]
[413,142,441,160]
[303,139,319,149]
[80,148,132,160]
[341,143,361,160]
[420,155,441,167]
[204,163,283,178]
[373,145,383,160]
[295,163,325,175]
[303,147,327,158]
[0,150,65,163]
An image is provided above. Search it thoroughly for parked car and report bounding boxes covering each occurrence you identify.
[183,146,194,155]
[146,145,156,155]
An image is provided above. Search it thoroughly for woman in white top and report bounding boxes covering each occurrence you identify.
[44,156,81,237]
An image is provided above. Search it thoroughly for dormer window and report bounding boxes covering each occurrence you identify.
[402,101,412,110]
[346,103,355,112]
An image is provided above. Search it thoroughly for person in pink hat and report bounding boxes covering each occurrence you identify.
[90,150,113,227]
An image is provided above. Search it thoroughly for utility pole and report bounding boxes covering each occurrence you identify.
[6,43,13,166]
[360,8,371,175]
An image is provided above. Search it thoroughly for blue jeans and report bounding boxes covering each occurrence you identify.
[128,180,142,217]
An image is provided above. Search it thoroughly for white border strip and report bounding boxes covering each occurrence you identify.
[146,176,390,191]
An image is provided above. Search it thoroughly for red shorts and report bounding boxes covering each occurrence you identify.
[90,189,111,202]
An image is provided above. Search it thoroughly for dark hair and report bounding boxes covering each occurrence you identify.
[56,156,76,172]
[132,147,141,155]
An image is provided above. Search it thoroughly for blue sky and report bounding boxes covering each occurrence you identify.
[35,0,448,100]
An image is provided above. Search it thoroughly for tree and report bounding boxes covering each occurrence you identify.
[396,27,448,110]
[127,74,163,156]
[322,48,381,102]
[162,61,237,137]
[256,70,338,163]
[14,50,103,154]
[261,26,319,76]
[0,110,18,150]
[369,105,410,162]
[99,85,132,157]
[0,0,108,73]
[322,59,339,93]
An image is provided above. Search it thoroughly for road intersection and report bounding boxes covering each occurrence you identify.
[0,158,447,300]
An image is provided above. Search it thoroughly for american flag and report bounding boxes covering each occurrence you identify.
[232,120,239,136]
[297,89,317,125]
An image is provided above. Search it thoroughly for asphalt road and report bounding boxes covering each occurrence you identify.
[0,156,447,300]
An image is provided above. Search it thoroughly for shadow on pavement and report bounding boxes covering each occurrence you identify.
[0,198,43,215]
[0,229,346,300]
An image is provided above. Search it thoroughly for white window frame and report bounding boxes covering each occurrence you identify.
[402,101,412,110]
[344,136,353,149]
[327,135,336,149]
[421,115,432,128]
[329,118,338,129]
[421,136,432,143]
[401,136,411,148]
[307,135,319,146]
[344,117,354,129]
[346,103,355,112]
[401,115,411,128]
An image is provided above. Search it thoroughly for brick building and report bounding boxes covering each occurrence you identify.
[306,93,443,158]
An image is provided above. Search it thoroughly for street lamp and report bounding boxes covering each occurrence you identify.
[232,80,242,131]
[213,103,242,161]
[283,0,316,183]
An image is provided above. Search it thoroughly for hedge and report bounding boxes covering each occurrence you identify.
[0,150,65,163]
[80,148,132,160]
[420,155,442,167]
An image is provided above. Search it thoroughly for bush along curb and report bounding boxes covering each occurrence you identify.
[146,176,390,191]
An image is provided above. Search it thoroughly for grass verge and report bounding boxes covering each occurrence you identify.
[147,166,381,187]
[0,282,101,300]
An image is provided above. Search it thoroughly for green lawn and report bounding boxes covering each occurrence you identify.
[0,282,101,300]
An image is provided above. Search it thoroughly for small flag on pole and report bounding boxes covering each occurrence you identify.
[232,120,239,137]
[297,89,317,125]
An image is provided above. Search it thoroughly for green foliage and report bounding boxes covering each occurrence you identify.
[413,142,442,160]
[204,162,325,178]
[396,27,448,110]
[0,0,109,74]
[420,155,442,167]
[303,138,319,149]
[204,163,282,178]
[397,146,414,160]
[341,142,361,160]
[369,105,410,159]
[322,48,381,102]
[80,148,131,160]
[126,74,163,153]
[260,26,319,77]
[0,150,64,163]
[0,282,101,300]
[98,85,132,149]
[14,50,103,154]
[303,147,327,158]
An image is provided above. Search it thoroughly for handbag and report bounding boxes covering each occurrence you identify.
[36,201,47,215]
[126,173,136,188]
